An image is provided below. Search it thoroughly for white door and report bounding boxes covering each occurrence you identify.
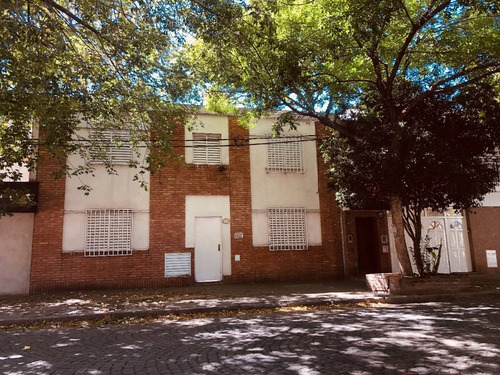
[446,219,469,272]
[195,217,222,282]
[423,218,450,274]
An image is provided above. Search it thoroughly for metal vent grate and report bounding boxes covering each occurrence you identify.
[90,130,132,165]
[85,209,133,256]
[268,208,307,251]
[165,253,192,277]
[192,133,221,165]
[266,136,303,172]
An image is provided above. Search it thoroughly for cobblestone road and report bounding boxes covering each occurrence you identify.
[1,302,499,375]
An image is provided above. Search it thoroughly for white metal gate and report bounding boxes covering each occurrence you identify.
[421,210,471,273]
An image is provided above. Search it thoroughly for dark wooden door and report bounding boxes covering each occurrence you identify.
[355,217,379,275]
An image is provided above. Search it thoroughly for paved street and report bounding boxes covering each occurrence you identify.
[0,302,499,375]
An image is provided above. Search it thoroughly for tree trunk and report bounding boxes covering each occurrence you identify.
[390,195,413,276]
[411,209,424,275]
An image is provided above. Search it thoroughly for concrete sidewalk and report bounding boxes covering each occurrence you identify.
[1,278,499,326]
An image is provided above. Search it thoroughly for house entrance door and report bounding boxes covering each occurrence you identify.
[422,215,470,273]
[446,219,468,272]
[194,217,222,282]
[355,217,379,275]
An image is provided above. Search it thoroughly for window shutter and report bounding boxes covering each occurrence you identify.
[192,133,221,165]
[111,130,132,165]
[89,130,132,165]
[266,136,303,172]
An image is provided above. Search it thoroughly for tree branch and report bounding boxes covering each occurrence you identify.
[41,0,100,35]
[402,61,500,117]
[388,1,451,87]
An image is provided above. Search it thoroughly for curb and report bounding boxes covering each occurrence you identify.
[0,297,369,326]
[1,291,498,327]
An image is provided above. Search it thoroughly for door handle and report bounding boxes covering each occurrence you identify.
[218,244,221,251]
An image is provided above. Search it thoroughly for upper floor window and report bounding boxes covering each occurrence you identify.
[192,133,221,165]
[89,130,132,165]
[266,136,303,172]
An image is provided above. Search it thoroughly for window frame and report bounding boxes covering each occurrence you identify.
[85,208,133,257]
[192,132,222,165]
[89,129,132,165]
[266,136,304,173]
[268,207,308,251]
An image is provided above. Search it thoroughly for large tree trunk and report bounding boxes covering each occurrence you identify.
[411,209,425,275]
[390,195,413,276]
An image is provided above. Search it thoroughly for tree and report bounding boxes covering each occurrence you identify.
[322,82,500,275]
[189,0,500,275]
[0,0,199,190]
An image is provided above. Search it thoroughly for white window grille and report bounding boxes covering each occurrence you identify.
[165,253,192,277]
[266,136,303,172]
[268,208,307,251]
[89,130,132,165]
[192,133,222,165]
[85,209,133,256]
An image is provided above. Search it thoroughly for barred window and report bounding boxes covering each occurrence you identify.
[192,133,221,165]
[268,208,307,251]
[85,209,133,256]
[266,136,303,172]
[89,130,132,165]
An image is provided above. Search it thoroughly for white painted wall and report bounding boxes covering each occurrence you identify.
[481,191,500,207]
[184,114,229,165]
[1,164,30,182]
[249,118,322,247]
[185,195,231,276]
[62,126,149,251]
[0,213,33,294]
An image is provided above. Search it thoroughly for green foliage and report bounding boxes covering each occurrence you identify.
[323,82,500,275]
[190,0,500,275]
[0,0,200,185]
[323,83,500,212]
[190,0,499,122]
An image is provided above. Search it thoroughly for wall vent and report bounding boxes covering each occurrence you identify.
[165,253,192,277]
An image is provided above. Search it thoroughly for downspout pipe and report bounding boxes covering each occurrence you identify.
[340,207,348,278]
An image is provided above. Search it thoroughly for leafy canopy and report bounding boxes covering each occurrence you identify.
[191,0,499,125]
[190,0,500,275]
[0,0,200,187]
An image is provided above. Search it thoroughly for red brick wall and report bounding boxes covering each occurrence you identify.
[30,145,66,292]
[30,117,346,292]
[467,208,500,274]
[314,123,345,278]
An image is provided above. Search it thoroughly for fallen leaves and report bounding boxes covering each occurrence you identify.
[0,302,378,331]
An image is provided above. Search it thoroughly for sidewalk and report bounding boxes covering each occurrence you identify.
[1,277,499,326]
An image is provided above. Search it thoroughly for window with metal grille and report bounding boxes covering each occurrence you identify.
[266,136,303,172]
[85,209,133,256]
[89,130,132,165]
[268,208,307,251]
[192,133,221,165]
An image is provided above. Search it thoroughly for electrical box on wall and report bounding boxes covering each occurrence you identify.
[486,250,498,268]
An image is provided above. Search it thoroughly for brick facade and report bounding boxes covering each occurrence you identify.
[29,117,345,292]
[467,208,500,274]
